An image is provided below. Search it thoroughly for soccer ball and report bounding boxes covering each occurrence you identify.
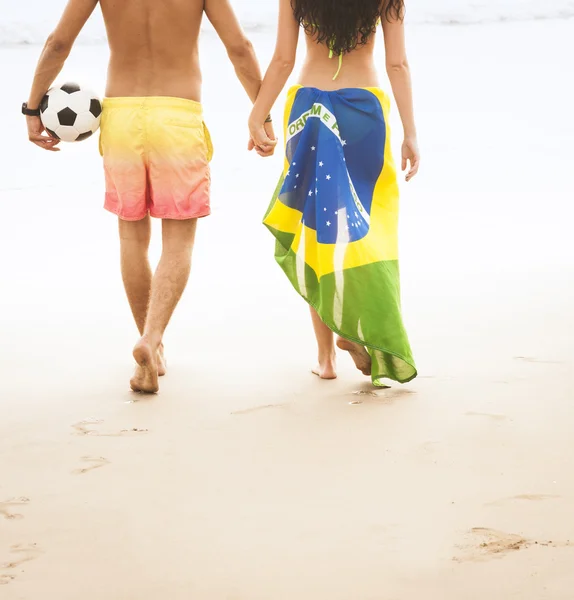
[40,82,102,143]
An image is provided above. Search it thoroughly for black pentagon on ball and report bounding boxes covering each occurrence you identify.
[46,128,59,140]
[60,82,81,94]
[76,131,93,142]
[40,94,50,114]
[57,107,77,127]
[90,99,102,118]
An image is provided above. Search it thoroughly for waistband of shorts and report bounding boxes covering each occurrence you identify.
[103,96,203,113]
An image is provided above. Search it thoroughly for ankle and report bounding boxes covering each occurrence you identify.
[318,351,336,364]
[140,333,162,352]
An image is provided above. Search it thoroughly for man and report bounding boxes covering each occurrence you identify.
[24,0,276,393]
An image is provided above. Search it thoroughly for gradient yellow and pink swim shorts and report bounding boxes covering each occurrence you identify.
[99,97,213,221]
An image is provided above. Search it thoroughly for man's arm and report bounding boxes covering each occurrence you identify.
[204,0,276,155]
[204,0,263,104]
[26,0,99,150]
[28,0,99,109]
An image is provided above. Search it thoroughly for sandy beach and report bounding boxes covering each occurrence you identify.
[1,19,574,599]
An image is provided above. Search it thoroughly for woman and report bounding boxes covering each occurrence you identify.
[249,0,419,386]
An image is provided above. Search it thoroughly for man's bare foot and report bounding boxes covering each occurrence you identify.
[312,355,337,380]
[131,338,160,394]
[157,343,167,377]
[336,337,372,376]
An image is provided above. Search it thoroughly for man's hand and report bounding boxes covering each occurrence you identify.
[27,115,60,152]
[248,120,277,158]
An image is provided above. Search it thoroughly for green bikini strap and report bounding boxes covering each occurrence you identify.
[328,48,343,81]
[306,21,344,81]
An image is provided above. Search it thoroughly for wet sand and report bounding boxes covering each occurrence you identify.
[1,20,574,599]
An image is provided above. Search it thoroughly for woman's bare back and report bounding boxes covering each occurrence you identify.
[298,32,379,91]
[100,0,204,99]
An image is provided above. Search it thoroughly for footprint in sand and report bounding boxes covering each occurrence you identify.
[0,543,42,584]
[0,497,30,521]
[466,411,510,422]
[72,418,148,437]
[454,528,573,562]
[486,494,560,507]
[72,456,111,475]
[514,356,562,365]
[231,403,288,416]
[346,387,416,406]
[352,390,379,397]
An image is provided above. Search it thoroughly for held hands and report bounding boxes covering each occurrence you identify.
[27,115,60,152]
[248,118,277,158]
[402,137,420,182]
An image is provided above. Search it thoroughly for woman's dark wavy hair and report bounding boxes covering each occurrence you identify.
[291,0,405,56]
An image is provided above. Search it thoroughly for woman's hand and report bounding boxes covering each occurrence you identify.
[248,119,277,158]
[402,137,420,182]
[27,115,60,152]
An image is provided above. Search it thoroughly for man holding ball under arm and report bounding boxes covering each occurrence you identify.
[24,0,276,393]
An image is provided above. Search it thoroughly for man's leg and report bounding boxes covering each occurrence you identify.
[119,216,168,377]
[130,218,197,393]
[119,216,152,334]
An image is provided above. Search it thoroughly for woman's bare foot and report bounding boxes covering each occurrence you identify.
[131,337,160,394]
[336,337,372,376]
[312,354,337,380]
[157,343,167,377]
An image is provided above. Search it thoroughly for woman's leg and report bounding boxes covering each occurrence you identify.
[309,307,337,380]
[336,337,372,376]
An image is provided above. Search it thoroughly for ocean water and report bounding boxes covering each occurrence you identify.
[0,0,573,44]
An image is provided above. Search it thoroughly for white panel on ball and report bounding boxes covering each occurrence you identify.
[66,91,91,115]
[46,89,72,113]
[55,125,79,143]
[74,111,100,135]
[41,110,60,133]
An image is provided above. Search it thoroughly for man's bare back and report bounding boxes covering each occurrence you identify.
[26,0,267,112]
[101,0,204,100]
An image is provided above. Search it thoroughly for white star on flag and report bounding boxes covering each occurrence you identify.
[293,162,296,166]
[311,146,316,151]
[308,190,313,196]
[354,212,358,218]
[323,207,327,211]
[335,211,338,215]
[342,140,347,146]
[294,185,297,189]
[326,221,331,226]
[296,174,300,178]
[286,170,290,176]
[315,188,318,194]
[326,175,331,180]
[319,162,324,167]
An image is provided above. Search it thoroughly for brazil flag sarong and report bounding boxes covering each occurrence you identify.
[264,86,416,385]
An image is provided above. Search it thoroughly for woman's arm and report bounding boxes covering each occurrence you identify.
[248,0,299,153]
[381,15,420,181]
